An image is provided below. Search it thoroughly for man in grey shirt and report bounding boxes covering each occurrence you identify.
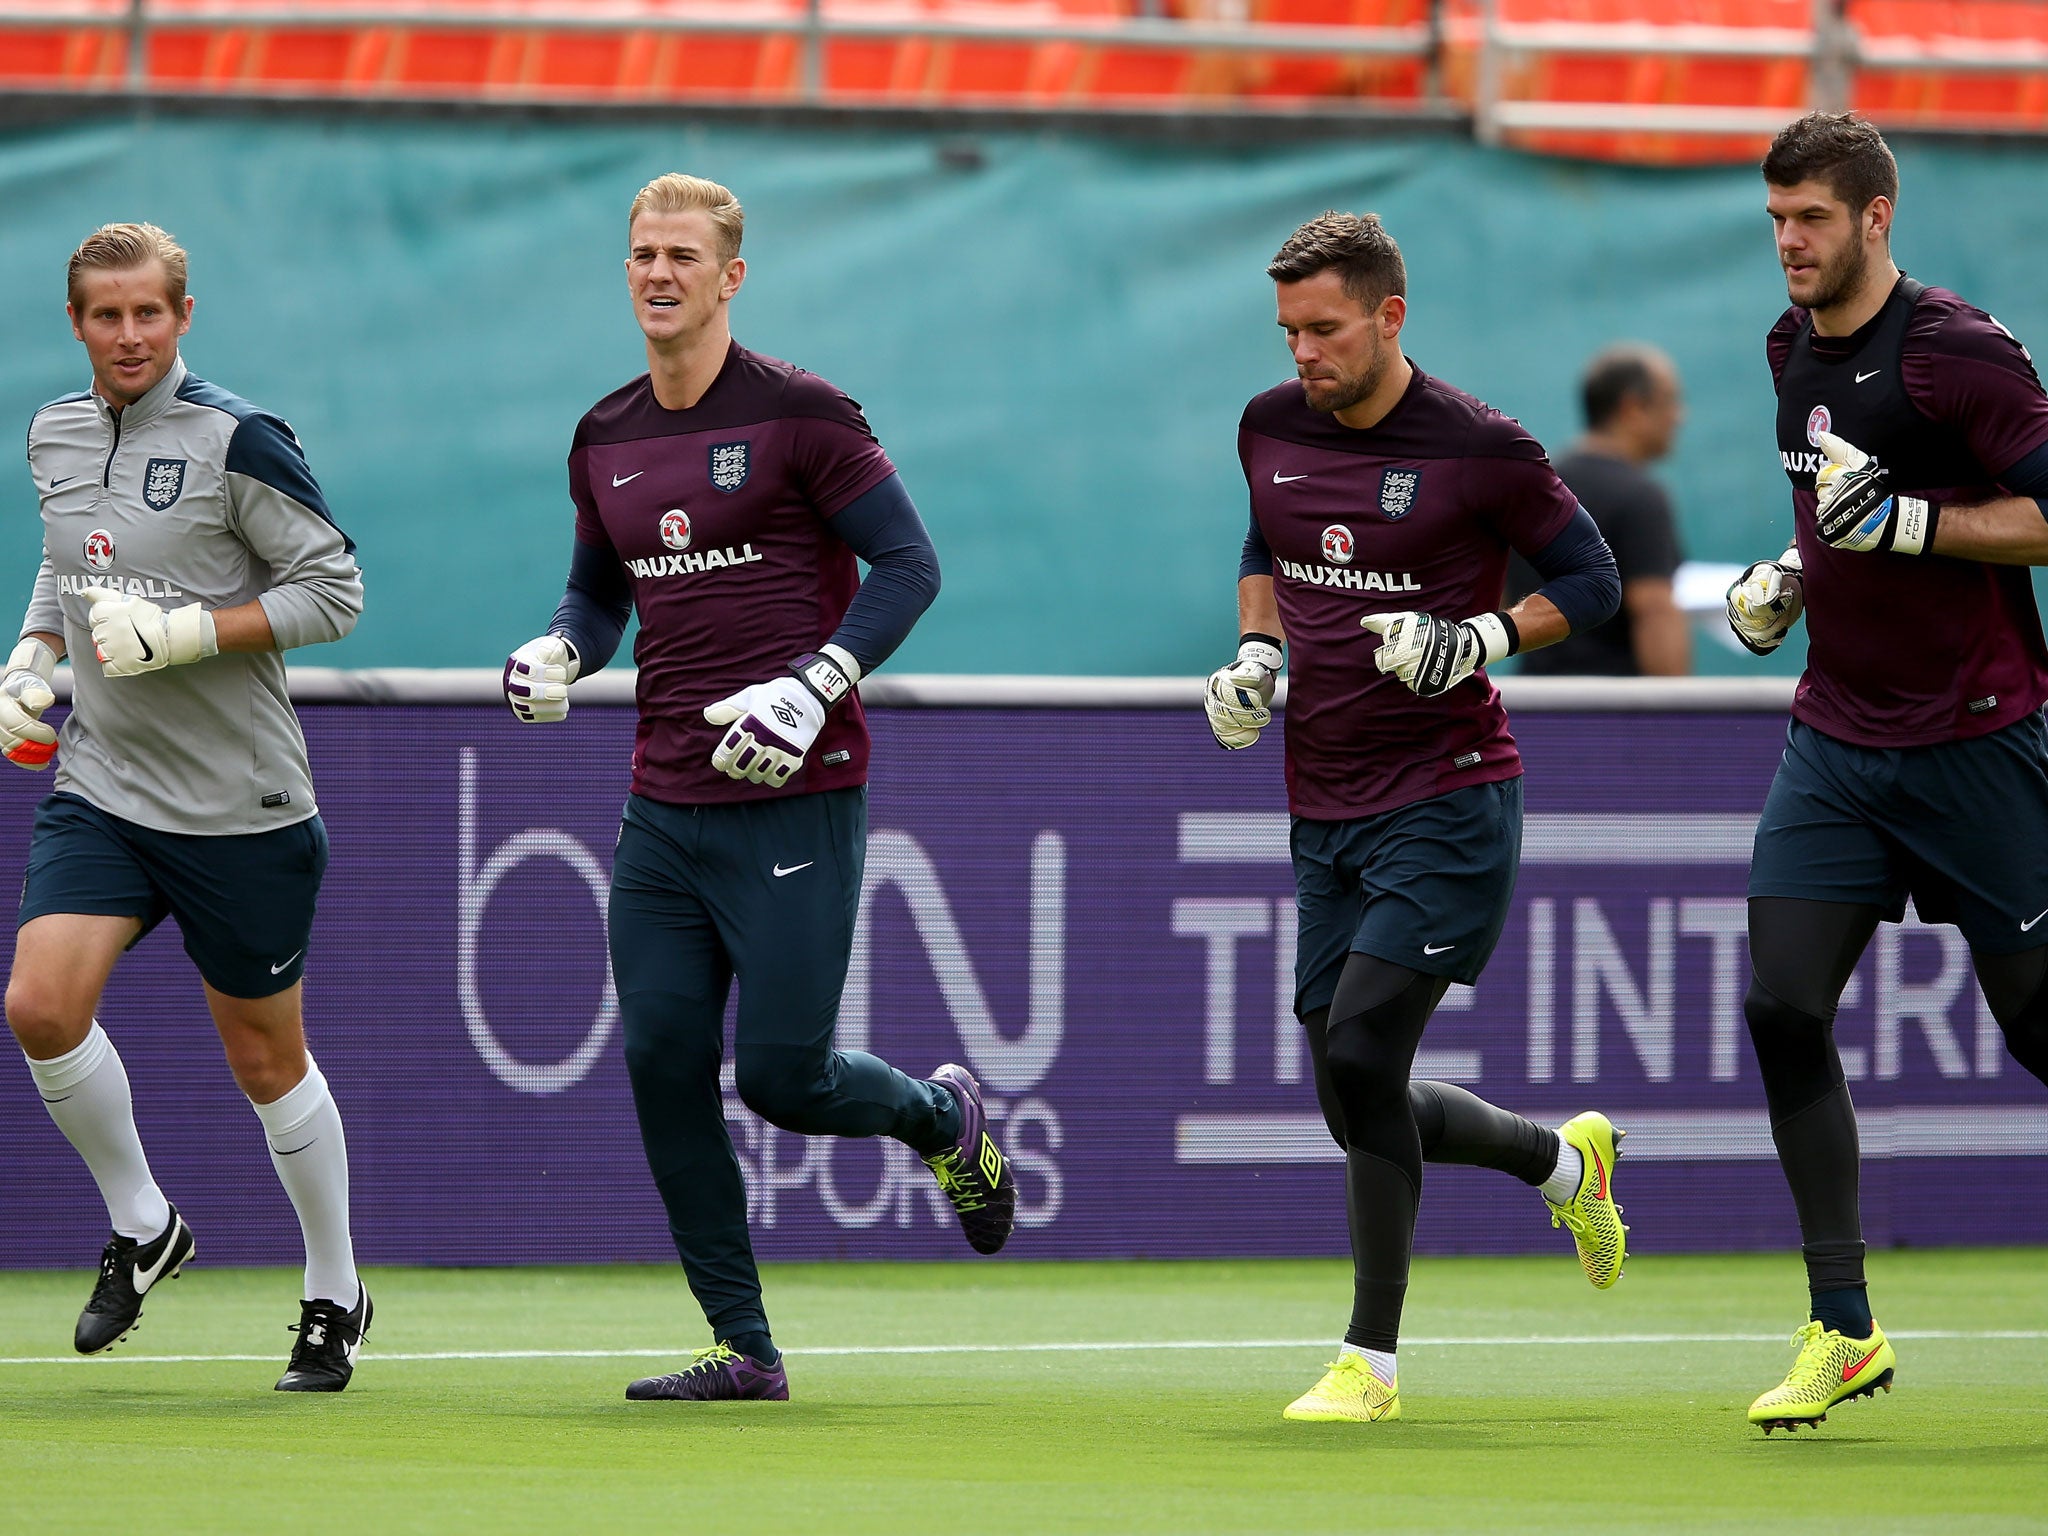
[1511,344,1691,676]
[0,224,369,1389]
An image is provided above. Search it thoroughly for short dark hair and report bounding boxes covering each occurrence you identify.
[1582,344,1663,430]
[1761,112,1899,219]
[1267,211,1407,310]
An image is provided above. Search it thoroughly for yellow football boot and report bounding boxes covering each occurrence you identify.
[1748,1320,1896,1433]
[1282,1354,1400,1423]
[1546,1111,1628,1289]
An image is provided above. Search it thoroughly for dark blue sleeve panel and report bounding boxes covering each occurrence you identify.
[1522,503,1622,636]
[225,413,354,553]
[548,534,633,674]
[1240,515,1274,579]
[1996,435,2048,519]
[824,473,941,674]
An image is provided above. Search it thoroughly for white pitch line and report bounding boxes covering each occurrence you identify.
[0,1329,2041,1367]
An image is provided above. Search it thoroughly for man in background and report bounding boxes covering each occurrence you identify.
[1513,344,1690,677]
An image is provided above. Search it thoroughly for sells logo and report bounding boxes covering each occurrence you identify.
[659,509,692,551]
[1806,404,1832,446]
[1321,525,1355,565]
[83,529,115,572]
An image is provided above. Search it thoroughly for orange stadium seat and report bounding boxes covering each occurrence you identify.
[1850,0,2048,131]
[32,0,2048,162]
[1441,0,1810,163]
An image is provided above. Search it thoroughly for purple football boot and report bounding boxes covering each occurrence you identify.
[922,1063,1017,1255]
[625,1343,789,1402]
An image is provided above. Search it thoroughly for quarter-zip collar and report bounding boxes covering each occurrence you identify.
[93,355,188,432]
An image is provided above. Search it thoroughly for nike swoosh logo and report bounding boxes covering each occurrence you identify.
[1842,1344,1884,1381]
[50,477,70,489]
[1423,943,1455,955]
[132,1226,182,1292]
[1590,1145,1608,1201]
[612,471,644,486]
[270,950,303,975]
[276,1140,317,1156]
[1855,369,1882,383]
[2023,908,2048,932]
[1272,472,1310,484]
[773,862,813,877]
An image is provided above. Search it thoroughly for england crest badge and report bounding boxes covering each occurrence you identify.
[708,441,750,494]
[143,458,187,512]
[1379,468,1420,520]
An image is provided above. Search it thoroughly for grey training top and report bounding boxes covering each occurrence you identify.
[21,357,363,834]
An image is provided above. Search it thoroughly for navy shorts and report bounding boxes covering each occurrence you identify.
[608,787,866,1051]
[18,791,329,998]
[1291,776,1523,1010]
[1750,714,2048,955]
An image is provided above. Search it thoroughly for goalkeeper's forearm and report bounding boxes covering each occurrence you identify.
[547,535,634,673]
[1928,496,2048,566]
[1511,505,1621,652]
[820,474,941,675]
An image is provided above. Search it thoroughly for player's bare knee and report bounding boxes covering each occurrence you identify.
[216,1025,306,1104]
[3,975,91,1057]
[230,1050,307,1106]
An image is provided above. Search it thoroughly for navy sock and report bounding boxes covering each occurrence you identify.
[1809,1284,1874,1339]
[725,1329,779,1364]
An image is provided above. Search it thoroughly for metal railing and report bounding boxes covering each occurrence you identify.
[2,0,2047,139]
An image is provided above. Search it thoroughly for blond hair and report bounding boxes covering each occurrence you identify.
[628,173,744,263]
[67,222,189,311]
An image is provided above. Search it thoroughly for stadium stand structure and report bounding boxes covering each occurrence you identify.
[0,0,2044,159]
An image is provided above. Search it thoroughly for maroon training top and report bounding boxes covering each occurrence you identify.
[570,342,896,804]
[1769,281,2048,747]
[1239,365,1580,821]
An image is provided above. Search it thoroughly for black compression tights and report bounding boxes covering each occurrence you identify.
[1746,898,2048,1310]
[1302,955,1562,1352]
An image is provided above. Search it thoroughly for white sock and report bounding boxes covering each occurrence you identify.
[24,1022,171,1241]
[1340,1341,1397,1386]
[251,1059,358,1306]
[1540,1140,1585,1204]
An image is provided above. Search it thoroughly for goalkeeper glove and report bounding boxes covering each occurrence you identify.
[81,587,217,678]
[503,635,581,723]
[1725,543,1805,655]
[1814,431,1938,554]
[0,637,58,769]
[704,644,861,788]
[1205,635,1283,750]
[1360,610,1516,698]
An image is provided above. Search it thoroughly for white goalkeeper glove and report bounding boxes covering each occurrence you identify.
[1205,635,1283,750]
[704,644,861,788]
[0,637,58,770]
[1361,610,1516,698]
[81,586,217,678]
[503,635,581,723]
[1814,431,1938,555]
[1725,543,1805,655]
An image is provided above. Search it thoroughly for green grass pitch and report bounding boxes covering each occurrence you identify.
[3,1251,2045,1535]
